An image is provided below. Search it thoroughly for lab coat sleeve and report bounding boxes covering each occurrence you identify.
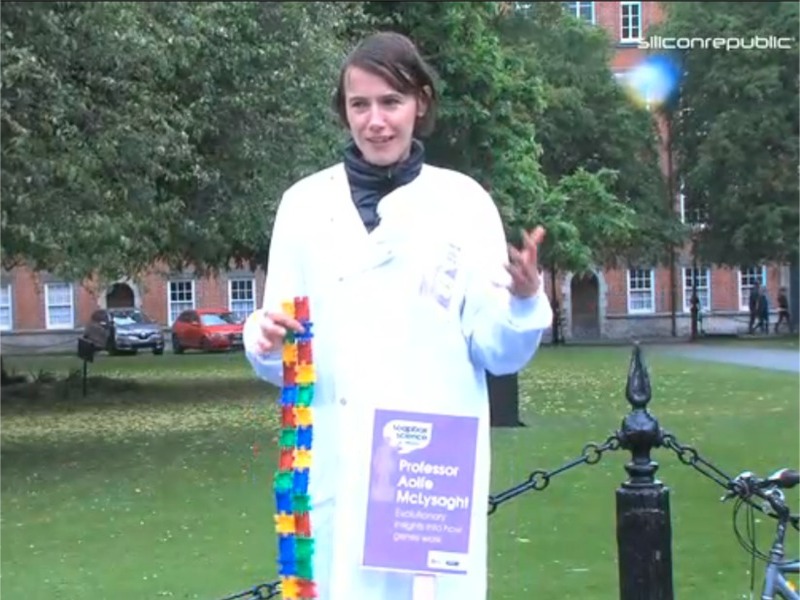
[460,192,553,376]
[244,192,303,387]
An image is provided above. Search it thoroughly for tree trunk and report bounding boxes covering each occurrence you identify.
[790,252,799,333]
[550,263,562,345]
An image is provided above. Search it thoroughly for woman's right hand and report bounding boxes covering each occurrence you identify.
[244,309,305,355]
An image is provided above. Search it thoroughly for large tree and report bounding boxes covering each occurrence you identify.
[1,2,363,283]
[497,2,682,267]
[2,1,653,289]
[653,1,799,266]
[363,1,640,275]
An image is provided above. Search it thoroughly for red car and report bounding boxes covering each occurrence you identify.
[171,309,244,353]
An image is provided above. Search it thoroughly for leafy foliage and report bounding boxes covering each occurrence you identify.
[498,2,681,267]
[1,2,361,282]
[365,1,642,275]
[2,1,692,284]
[654,1,799,266]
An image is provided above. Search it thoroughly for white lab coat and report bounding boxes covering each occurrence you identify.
[244,162,552,600]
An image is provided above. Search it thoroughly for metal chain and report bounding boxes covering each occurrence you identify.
[216,430,746,599]
[661,431,734,489]
[215,435,622,599]
[216,431,738,598]
[215,581,280,600]
[487,434,621,515]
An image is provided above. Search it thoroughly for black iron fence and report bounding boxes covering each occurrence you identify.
[214,344,792,600]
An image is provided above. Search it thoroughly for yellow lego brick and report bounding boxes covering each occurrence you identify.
[283,344,298,363]
[295,363,316,384]
[294,406,313,427]
[275,513,295,534]
[293,448,312,469]
[281,576,299,599]
[281,301,295,318]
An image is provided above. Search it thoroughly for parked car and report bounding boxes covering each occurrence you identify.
[171,309,244,353]
[83,308,165,355]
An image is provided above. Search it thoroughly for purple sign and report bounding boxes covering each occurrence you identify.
[362,409,479,575]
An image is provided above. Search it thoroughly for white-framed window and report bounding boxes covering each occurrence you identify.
[738,266,766,311]
[620,1,642,42]
[45,282,74,329]
[168,280,195,325]
[228,278,255,323]
[627,269,655,314]
[562,1,595,24]
[678,181,709,226]
[0,283,12,331]
[682,267,711,312]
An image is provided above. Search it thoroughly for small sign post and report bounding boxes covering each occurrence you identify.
[77,337,95,397]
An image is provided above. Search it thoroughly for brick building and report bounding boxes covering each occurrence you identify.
[546,1,786,340]
[0,1,787,352]
[0,264,267,353]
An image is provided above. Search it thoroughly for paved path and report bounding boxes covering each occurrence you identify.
[659,344,799,373]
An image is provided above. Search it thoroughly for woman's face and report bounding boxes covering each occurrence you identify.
[343,66,426,167]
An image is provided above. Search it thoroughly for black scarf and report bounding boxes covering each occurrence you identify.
[343,138,425,233]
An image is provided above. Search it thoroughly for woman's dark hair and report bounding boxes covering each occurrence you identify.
[332,32,439,137]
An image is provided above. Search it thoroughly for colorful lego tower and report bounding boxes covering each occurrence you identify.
[274,296,316,600]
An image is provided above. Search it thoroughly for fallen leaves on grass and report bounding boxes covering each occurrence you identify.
[4,403,280,443]
[1,376,280,444]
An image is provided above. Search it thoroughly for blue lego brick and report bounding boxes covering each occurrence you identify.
[275,490,293,513]
[280,386,298,406]
[293,469,309,495]
[295,321,314,341]
[277,558,297,576]
[278,534,296,558]
[296,425,313,450]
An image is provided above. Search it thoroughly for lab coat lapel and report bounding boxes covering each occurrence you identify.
[325,164,413,277]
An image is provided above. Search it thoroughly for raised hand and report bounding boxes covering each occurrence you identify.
[506,226,545,299]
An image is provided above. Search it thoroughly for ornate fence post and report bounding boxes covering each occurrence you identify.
[615,344,674,600]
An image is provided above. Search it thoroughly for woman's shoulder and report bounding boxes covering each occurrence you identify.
[283,163,345,200]
[421,164,488,195]
[273,163,346,221]
[420,164,499,218]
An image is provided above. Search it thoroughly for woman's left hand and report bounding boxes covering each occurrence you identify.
[506,226,545,298]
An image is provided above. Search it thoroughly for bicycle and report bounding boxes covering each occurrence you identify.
[721,468,799,599]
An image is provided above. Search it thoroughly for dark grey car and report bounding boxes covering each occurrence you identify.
[83,308,165,355]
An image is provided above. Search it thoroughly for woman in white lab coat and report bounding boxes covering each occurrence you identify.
[244,32,552,600]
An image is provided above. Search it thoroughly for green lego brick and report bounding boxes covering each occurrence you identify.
[295,537,315,561]
[296,385,314,407]
[295,558,313,580]
[293,494,312,513]
[273,471,294,492]
[279,428,298,447]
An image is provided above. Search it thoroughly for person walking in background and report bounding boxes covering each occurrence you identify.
[748,284,760,334]
[775,286,793,333]
[756,284,770,334]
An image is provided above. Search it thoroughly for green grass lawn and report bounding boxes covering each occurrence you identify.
[2,346,798,599]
